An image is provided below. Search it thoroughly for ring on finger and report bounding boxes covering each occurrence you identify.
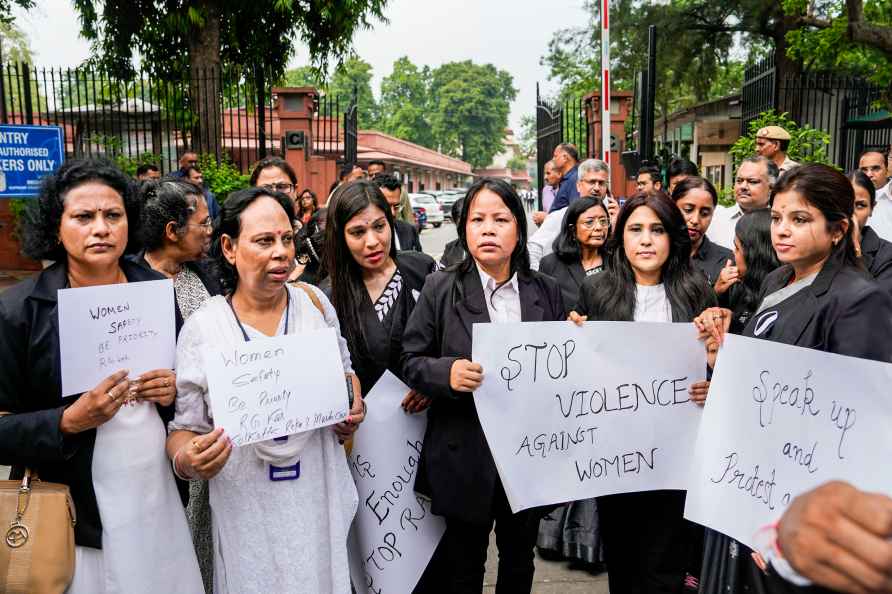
[106,389,118,401]
[192,440,201,452]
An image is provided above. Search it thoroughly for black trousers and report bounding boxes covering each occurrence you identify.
[414,487,539,594]
[598,490,691,594]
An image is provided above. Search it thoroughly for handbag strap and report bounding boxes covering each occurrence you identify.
[290,281,326,317]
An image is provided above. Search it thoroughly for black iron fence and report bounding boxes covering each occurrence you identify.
[741,57,890,171]
[535,85,591,206]
[0,62,359,173]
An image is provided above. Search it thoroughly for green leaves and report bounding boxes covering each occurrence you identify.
[728,110,834,169]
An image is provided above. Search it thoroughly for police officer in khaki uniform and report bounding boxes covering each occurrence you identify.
[755,125,799,173]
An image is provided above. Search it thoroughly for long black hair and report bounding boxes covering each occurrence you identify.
[771,163,858,267]
[729,209,779,326]
[583,191,714,321]
[551,196,610,264]
[324,180,397,361]
[453,177,530,304]
[211,187,294,293]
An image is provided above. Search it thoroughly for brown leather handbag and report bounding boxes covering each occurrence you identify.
[0,466,77,593]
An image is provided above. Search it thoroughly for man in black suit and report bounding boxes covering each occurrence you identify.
[373,173,424,252]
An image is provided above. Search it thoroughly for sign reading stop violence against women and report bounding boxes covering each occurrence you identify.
[472,321,706,513]
[684,334,892,550]
[57,279,175,396]
[348,371,446,594]
[205,327,348,446]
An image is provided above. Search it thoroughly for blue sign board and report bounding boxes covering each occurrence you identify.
[0,124,64,198]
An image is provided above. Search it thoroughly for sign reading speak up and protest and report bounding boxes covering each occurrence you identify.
[472,320,706,513]
[684,334,892,550]
[348,371,446,594]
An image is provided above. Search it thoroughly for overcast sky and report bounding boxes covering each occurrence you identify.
[13,0,590,133]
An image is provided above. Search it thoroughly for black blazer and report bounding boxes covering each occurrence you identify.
[575,272,716,323]
[861,226,892,296]
[395,219,423,253]
[439,238,466,269]
[0,259,173,548]
[400,264,565,525]
[539,253,595,317]
[742,253,892,363]
[692,235,733,287]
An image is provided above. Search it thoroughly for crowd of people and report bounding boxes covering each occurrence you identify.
[1,135,892,594]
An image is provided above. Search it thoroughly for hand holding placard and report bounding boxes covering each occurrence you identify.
[205,327,349,446]
[57,279,175,396]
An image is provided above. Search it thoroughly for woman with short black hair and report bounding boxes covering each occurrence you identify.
[573,190,715,594]
[402,178,565,593]
[0,157,203,593]
[540,195,610,316]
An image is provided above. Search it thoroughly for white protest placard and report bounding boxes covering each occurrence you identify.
[684,334,892,550]
[58,279,175,396]
[348,371,446,594]
[205,327,348,446]
[472,320,706,513]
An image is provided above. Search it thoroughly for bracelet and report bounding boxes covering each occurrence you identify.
[172,449,197,481]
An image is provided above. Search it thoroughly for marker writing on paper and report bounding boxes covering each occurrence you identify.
[499,339,576,391]
[554,377,690,417]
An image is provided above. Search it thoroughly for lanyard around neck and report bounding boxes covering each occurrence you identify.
[226,289,290,342]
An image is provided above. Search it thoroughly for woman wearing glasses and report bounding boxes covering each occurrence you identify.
[250,156,299,223]
[131,178,221,592]
[539,196,611,316]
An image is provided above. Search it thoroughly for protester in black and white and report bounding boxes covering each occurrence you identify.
[373,173,423,252]
[0,157,203,593]
[571,190,715,594]
[402,178,565,593]
[324,180,436,408]
[708,156,778,250]
[858,149,892,240]
[671,176,733,288]
[850,169,892,295]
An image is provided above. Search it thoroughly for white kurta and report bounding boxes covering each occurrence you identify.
[170,284,358,594]
[67,404,204,594]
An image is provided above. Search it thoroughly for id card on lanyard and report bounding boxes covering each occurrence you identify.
[227,291,301,482]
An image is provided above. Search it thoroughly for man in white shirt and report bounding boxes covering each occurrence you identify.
[708,156,778,250]
[860,149,892,240]
[529,158,610,269]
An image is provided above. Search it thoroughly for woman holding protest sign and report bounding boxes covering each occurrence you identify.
[695,164,892,593]
[324,180,436,406]
[166,187,365,593]
[571,190,716,594]
[401,178,565,593]
[0,157,203,593]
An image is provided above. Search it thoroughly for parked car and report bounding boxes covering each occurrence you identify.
[409,193,444,227]
[436,190,464,219]
[411,206,428,232]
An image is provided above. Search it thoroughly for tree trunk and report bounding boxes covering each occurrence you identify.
[772,13,804,121]
[188,0,222,159]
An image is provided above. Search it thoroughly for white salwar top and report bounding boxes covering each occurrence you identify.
[170,284,358,594]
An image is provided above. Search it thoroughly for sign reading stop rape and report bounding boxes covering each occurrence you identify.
[472,321,706,512]
[347,371,446,594]
[684,334,892,550]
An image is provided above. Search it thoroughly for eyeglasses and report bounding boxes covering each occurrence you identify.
[187,218,213,229]
[262,183,295,194]
[576,217,610,230]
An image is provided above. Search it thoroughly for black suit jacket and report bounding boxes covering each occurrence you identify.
[395,219,423,253]
[400,264,565,525]
[742,252,892,363]
[0,259,173,548]
[692,235,733,286]
[439,238,466,269]
[539,253,589,317]
[861,226,892,296]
